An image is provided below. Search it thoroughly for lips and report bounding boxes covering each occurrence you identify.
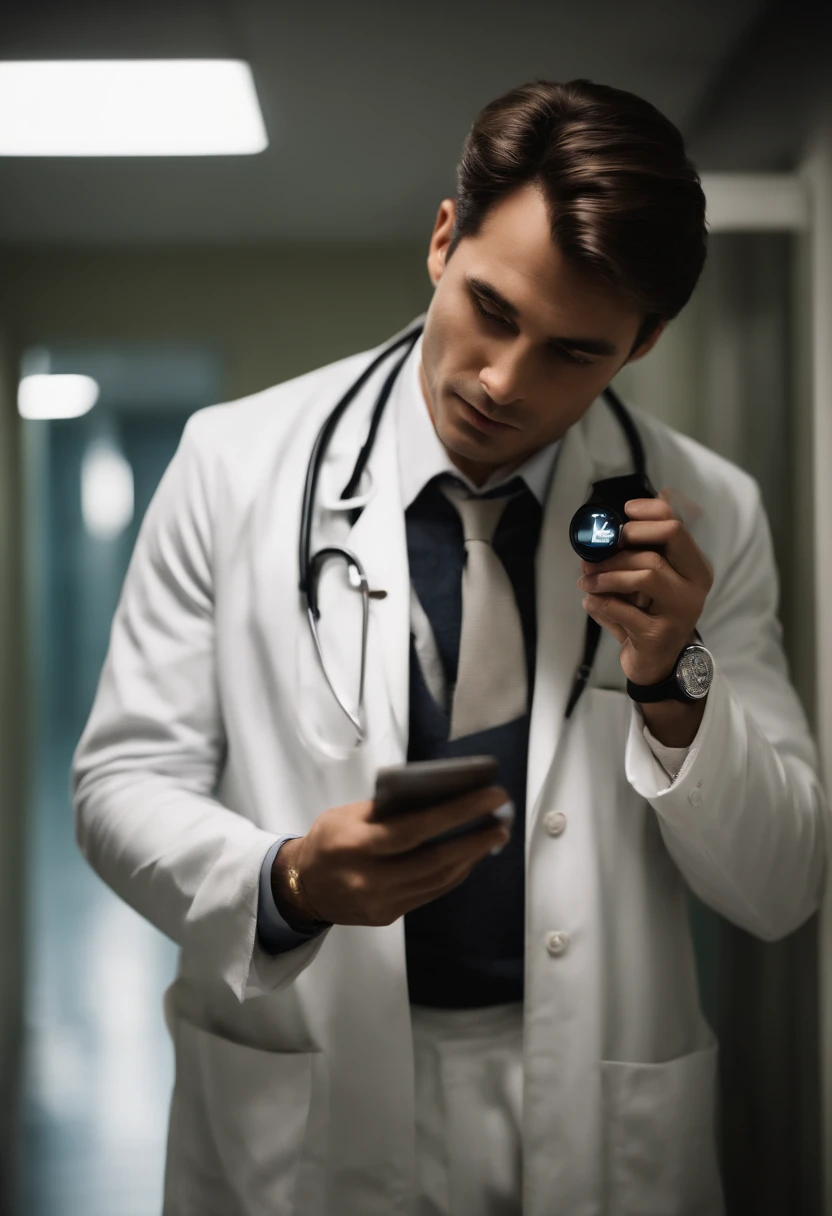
[456,393,516,432]
[475,405,507,426]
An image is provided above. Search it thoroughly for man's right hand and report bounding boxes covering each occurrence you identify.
[271,786,513,929]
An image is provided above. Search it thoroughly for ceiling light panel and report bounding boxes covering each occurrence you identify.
[0,59,268,156]
[18,374,100,419]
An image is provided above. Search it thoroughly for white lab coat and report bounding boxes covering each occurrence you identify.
[72,317,828,1216]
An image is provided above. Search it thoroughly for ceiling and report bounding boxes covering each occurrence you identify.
[0,0,773,245]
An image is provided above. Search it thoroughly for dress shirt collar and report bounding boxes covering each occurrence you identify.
[396,332,561,510]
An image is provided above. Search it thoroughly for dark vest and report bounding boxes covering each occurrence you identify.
[403,475,543,1008]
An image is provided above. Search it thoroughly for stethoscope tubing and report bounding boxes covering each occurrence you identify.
[299,325,424,619]
[299,322,644,740]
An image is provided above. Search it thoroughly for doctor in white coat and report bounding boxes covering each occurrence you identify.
[72,78,827,1216]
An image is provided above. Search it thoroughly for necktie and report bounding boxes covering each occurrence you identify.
[440,479,528,740]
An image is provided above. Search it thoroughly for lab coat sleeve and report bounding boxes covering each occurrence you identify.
[624,477,828,941]
[71,415,330,1003]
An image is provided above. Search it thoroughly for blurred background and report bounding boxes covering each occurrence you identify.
[0,1,831,1213]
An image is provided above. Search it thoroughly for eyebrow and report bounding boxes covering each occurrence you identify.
[467,276,620,358]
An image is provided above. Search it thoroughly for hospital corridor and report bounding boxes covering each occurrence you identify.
[1,2,831,1214]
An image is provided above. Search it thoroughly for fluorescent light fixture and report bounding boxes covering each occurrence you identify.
[700,173,809,232]
[0,59,268,156]
[82,440,135,541]
[18,373,100,419]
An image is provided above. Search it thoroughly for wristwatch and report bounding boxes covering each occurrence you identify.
[626,640,714,704]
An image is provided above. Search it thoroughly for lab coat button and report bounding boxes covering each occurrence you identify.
[544,811,567,836]
[546,931,569,957]
[688,787,703,807]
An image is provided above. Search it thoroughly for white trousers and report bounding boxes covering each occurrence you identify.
[411,1001,524,1216]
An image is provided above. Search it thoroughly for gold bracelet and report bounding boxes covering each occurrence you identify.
[285,862,329,927]
[286,863,303,901]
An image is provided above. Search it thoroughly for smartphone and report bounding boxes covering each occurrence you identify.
[371,755,510,846]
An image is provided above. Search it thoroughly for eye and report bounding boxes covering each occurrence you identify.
[471,291,596,367]
[553,346,593,368]
[471,294,513,329]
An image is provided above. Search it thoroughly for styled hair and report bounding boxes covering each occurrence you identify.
[448,79,708,349]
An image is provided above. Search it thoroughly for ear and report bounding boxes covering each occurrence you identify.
[427,199,456,286]
[625,320,666,364]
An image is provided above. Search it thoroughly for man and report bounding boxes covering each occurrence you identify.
[72,78,827,1215]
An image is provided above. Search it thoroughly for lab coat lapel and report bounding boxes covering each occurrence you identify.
[308,341,615,801]
[325,378,601,799]
[526,415,594,835]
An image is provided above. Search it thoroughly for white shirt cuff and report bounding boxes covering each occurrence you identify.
[642,722,692,782]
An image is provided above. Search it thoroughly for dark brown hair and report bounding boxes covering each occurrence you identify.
[448,79,708,349]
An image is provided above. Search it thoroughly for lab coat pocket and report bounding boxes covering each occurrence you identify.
[601,1042,723,1216]
[165,1014,328,1216]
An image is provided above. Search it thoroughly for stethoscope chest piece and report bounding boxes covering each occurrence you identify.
[305,545,371,744]
[299,324,424,747]
[569,502,625,563]
[569,472,657,563]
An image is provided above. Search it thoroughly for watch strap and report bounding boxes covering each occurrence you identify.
[626,636,708,704]
[626,669,686,703]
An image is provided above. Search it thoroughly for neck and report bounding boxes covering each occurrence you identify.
[447,450,524,487]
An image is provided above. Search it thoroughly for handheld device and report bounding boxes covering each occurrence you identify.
[371,755,509,846]
[569,472,658,563]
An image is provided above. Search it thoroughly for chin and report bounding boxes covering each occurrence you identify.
[442,421,519,470]
[436,409,481,452]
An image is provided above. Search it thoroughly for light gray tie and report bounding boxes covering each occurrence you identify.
[441,481,528,740]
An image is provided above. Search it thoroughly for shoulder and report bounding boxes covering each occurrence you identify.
[179,345,374,467]
[177,315,423,485]
[632,408,758,512]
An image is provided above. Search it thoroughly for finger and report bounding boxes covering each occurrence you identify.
[623,492,677,521]
[393,820,510,890]
[619,519,682,549]
[583,591,645,638]
[581,547,667,577]
[391,862,475,918]
[582,535,699,578]
[579,566,677,612]
[620,519,712,585]
[400,856,509,917]
[582,597,628,644]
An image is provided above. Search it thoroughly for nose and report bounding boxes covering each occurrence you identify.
[478,344,528,407]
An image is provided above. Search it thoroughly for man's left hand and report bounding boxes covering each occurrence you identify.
[576,490,713,686]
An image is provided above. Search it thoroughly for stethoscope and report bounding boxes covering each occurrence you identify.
[298,321,650,744]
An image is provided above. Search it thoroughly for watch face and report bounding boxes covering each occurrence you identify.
[676,646,714,699]
[569,506,623,562]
